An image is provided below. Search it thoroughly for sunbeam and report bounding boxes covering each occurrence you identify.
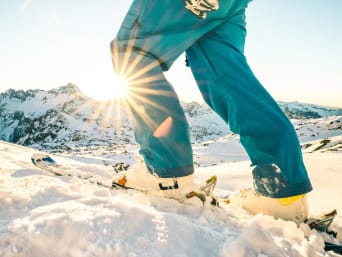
[108,32,184,144]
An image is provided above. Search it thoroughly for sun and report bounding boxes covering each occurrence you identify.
[89,75,129,102]
[112,75,129,99]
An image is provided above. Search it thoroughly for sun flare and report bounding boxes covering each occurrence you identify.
[112,75,129,99]
[88,75,129,102]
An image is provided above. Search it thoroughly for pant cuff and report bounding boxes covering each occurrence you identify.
[252,164,313,198]
[146,164,194,178]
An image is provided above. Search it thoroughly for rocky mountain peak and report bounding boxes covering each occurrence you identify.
[1,85,341,151]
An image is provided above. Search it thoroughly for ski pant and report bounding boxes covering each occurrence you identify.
[110,0,312,197]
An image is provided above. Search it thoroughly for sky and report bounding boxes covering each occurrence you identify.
[0,0,341,107]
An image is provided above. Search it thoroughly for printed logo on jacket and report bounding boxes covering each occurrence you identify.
[184,0,219,19]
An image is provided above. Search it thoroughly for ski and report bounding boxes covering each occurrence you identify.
[31,153,148,192]
[30,153,217,206]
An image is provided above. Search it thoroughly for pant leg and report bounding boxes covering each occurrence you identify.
[111,0,248,177]
[186,8,312,197]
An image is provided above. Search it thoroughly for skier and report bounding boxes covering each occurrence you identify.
[110,0,312,224]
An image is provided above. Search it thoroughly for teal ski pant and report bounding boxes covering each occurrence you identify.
[111,0,312,197]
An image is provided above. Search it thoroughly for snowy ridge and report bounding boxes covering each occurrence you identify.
[1,84,342,153]
[0,84,229,149]
[0,84,133,149]
[278,101,342,119]
[293,116,342,153]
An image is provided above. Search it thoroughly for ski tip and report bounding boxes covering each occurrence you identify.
[321,209,337,219]
[31,153,56,166]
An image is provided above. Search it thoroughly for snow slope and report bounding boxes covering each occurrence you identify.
[0,140,341,257]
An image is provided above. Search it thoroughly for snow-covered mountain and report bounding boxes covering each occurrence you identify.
[0,84,228,149]
[278,101,342,119]
[0,84,133,150]
[1,84,341,153]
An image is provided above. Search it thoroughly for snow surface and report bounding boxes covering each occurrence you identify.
[0,140,341,257]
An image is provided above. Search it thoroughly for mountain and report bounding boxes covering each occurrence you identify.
[1,84,341,152]
[0,84,133,150]
[278,101,342,119]
[0,84,228,150]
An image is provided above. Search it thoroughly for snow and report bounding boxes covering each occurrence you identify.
[0,139,341,257]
